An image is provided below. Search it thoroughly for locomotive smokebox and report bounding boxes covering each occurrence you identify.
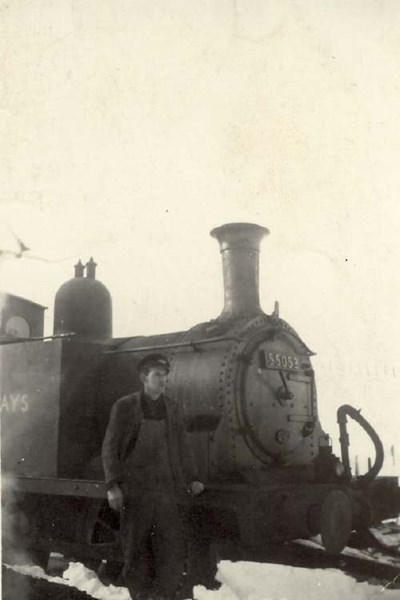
[211,222,269,319]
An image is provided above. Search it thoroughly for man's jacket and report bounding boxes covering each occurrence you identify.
[101,391,198,494]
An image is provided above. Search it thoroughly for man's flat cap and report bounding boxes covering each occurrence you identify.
[137,353,170,373]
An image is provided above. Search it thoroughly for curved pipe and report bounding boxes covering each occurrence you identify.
[337,404,384,485]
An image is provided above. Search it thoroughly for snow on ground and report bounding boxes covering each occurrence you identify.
[193,561,400,600]
[4,562,130,600]
[5,559,400,600]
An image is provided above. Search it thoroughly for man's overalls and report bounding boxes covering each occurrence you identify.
[121,397,185,599]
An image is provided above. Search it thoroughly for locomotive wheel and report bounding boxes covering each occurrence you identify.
[320,490,352,555]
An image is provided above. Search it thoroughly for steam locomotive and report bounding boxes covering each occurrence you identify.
[1,223,399,579]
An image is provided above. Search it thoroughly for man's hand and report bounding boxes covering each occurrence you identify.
[188,481,205,496]
[107,484,124,511]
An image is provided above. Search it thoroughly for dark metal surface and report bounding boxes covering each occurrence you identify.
[320,490,353,554]
[2,475,106,498]
[105,335,241,354]
[0,340,62,477]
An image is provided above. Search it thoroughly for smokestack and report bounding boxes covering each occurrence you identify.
[211,222,269,319]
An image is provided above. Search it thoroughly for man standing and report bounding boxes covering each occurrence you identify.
[102,353,204,600]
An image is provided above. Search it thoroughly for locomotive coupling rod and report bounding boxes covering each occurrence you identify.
[105,335,242,354]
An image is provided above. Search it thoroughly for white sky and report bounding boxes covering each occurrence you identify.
[1,0,400,469]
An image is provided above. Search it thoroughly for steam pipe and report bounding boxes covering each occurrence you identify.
[337,404,384,485]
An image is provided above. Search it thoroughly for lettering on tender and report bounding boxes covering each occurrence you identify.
[0,394,29,412]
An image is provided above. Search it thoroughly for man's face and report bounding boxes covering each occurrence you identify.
[141,367,168,398]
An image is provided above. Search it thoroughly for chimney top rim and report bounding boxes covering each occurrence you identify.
[210,222,269,241]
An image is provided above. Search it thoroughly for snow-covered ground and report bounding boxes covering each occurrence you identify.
[4,557,400,600]
[194,561,400,600]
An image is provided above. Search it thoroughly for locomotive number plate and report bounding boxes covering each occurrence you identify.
[266,352,300,370]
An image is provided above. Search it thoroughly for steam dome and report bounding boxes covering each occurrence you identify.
[53,258,112,340]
